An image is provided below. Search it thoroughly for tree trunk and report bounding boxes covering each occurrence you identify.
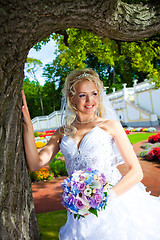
[0,58,40,239]
[113,67,116,84]
[37,83,44,116]
[0,0,160,238]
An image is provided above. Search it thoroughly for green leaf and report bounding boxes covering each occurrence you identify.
[78,214,85,220]
[88,208,98,217]
[104,192,108,197]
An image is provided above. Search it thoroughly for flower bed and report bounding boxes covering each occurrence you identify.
[137,133,160,163]
[33,130,67,181]
[35,141,46,148]
[38,130,56,138]
[30,167,51,182]
[30,152,67,182]
[34,129,56,148]
[124,127,156,134]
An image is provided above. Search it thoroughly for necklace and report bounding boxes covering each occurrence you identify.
[75,115,96,124]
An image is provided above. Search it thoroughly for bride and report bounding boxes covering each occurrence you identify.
[22,68,160,240]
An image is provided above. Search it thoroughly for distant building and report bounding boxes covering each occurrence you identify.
[108,79,159,127]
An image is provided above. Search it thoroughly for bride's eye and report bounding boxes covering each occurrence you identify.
[92,92,98,96]
[79,94,86,98]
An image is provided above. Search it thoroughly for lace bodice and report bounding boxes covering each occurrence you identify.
[60,125,123,186]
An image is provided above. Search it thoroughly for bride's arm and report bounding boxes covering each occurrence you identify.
[106,120,143,197]
[22,90,62,172]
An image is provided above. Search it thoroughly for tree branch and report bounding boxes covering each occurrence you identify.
[54,30,69,47]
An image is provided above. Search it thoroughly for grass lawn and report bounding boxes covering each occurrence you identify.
[37,210,67,240]
[128,132,156,144]
[36,132,157,239]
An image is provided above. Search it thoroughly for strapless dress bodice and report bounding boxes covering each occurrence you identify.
[60,125,122,186]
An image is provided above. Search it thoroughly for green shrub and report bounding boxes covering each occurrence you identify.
[34,131,39,137]
[141,143,152,150]
[154,142,160,148]
[137,150,149,158]
[49,159,67,176]
[55,152,63,159]
[138,142,160,159]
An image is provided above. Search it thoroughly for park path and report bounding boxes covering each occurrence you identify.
[32,139,160,214]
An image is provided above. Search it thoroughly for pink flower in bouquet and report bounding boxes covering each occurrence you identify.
[77,182,86,191]
[94,193,103,205]
[75,199,85,209]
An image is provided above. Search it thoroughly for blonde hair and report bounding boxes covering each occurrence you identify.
[62,68,106,136]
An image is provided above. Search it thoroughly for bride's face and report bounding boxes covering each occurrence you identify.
[71,79,100,116]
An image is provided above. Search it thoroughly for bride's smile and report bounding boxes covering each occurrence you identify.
[71,79,100,122]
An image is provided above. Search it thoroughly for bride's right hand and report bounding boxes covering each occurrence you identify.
[21,90,33,130]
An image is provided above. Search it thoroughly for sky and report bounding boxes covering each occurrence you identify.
[26,39,57,85]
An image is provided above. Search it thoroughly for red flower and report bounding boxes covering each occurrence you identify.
[125,130,130,135]
[146,147,160,161]
[39,130,56,138]
[148,133,160,143]
[45,130,55,134]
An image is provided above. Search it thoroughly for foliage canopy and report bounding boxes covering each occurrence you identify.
[24,29,160,118]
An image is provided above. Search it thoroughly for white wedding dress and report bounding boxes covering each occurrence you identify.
[59,123,160,240]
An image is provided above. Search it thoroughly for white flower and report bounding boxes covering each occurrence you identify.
[82,172,91,180]
[90,180,101,189]
[84,188,92,196]
[72,170,84,181]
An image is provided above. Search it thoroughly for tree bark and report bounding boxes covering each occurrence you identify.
[0,0,159,238]
[37,83,44,116]
[0,61,40,239]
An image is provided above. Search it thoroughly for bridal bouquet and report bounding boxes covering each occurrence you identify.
[61,168,111,219]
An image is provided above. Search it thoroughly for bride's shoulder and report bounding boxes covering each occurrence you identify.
[99,119,122,136]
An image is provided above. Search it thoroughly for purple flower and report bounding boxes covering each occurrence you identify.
[66,195,76,205]
[94,194,102,205]
[71,181,77,187]
[75,199,84,209]
[100,178,106,185]
[77,182,85,191]
[64,186,70,193]
[89,198,98,208]
[86,168,92,172]
[61,178,70,188]
[101,173,105,179]
[100,173,106,185]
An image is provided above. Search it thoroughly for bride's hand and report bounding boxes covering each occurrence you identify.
[21,90,32,130]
